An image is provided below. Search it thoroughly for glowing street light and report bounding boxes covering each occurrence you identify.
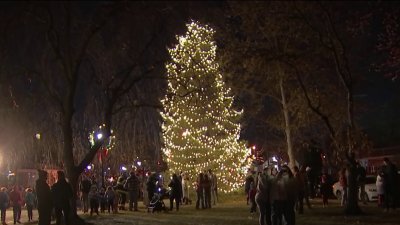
[96,133,103,140]
[35,133,41,140]
[137,161,142,167]
[121,166,127,171]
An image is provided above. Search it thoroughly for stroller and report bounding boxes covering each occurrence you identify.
[147,191,167,213]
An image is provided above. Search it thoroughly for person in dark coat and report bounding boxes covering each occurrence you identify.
[51,171,73,225]
[36,170,52,225]
[9,185,22,224]
[203,174,212,209]
[79,175,91,213]
[124,171,140,211]
[168,174,182,211]
[196,173,205,209]
[383,157,399,211]
[146,174,157,202]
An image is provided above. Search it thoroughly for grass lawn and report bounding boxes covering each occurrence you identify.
[78,195,400,225]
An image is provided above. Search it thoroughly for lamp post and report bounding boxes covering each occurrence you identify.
[88,125,115,188]
[95,132,105,187]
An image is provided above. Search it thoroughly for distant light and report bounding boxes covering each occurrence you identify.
[121,166,127,171]
[137,161,142,167]
[158,187,161,192]
[97,133,103,140]
[252,145,256,150]
[107,167,111,170]
[272,156,277,162]
[159,174,162,178]
[35,133,41,140]
[87,165,92,170]
[182,130,190,137]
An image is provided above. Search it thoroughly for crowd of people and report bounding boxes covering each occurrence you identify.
[374,158,398,211]
[0,157,397,225]
[77,168,218,215]
[0,170,72,225]
[194,169,218,210]
[245,157,399,225]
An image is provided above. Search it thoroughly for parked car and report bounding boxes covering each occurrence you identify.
[332,175,378,202]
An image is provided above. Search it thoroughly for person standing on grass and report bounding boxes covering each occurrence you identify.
[196,173,205,209]
[146,173,157,203]
[249,176,257,213]
[0,187,9,225]
[25,188,36,222]
[9,185,22,224]
[270,165,296,225]
[356,162,367,204]
[168,174,182,211]
[245,170,255,205]
[36,170,52,225]
[181,172,190,204]
[105,186,115,213]
[376,169,385,207]
[293,166,305,214]
[339,168,347,206]
[382,157,398,211]
[208,169,218,205]
[203,174,212,209]
[79,175,91,213]
[302,166,312,209]
[89,185,99,216]
[256,166,271,225]
[51,171,73,225]
[320,173,329,208]
[98,187,106,213]
[124,170,140,212]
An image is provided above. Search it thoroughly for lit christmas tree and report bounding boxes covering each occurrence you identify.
[161,21,250,193]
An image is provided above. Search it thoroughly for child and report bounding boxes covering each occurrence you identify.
[88,185,99,216]
[105,186,115,213]
[113,190,119,214]
[25,188,36,222]
[249,180,257,213]
[99,187,106,213]
[0,187,9,225]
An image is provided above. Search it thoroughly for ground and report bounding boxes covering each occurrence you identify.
[6,195,400,225]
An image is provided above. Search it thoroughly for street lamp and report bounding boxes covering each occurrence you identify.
[88,125,115,188]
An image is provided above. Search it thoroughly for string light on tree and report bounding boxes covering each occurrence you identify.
[161,20,251,193]
[88,124,116,152]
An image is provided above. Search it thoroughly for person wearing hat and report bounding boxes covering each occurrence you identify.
[35,170,52,225]
[51,171,73,225]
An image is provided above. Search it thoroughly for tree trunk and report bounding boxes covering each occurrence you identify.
[344,153,361,215]
[279,76,295,169]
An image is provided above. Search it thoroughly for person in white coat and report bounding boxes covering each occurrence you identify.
[376,170,385,207]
